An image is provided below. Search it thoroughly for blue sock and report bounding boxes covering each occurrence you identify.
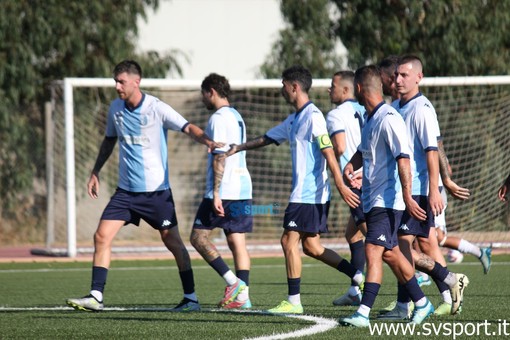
[288,277,301,296]
[236,270,249,286]
[430,262,449,281]
[349,240,365,285]
[360,282,380,308]
[209,256,230,276]
[91,266,108,293]
[397,282,411,303]
[404,276,425,302]
[337,259,357,278]
[179,269,195,295]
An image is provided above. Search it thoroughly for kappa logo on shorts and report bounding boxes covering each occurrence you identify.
[377,234,387,242]
[399,224,409,231]
[287,221,298,228]
[162,220,172,227]
[194,219,203,226]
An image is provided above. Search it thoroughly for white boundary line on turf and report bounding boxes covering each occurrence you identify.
[0,306,338,339]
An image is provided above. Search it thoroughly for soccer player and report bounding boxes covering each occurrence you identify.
[190,73,253,309]
[382,55,468,318]
[326,71,367,307]
[498,173,510,201]
[339,65,435,328]
[66,60,221,312]
[227,65,364,314]
[378,55,400,102]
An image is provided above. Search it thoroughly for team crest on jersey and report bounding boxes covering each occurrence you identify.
[140,115,149,126]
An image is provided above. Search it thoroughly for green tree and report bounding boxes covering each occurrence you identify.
[260,0,344,78]
[0,1,185,222]
[263,0,510,76]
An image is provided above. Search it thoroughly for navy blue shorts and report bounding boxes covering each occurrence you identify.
[349,188,366,226]
[398,195,434,238]
[192,198,253,234]
[365,208,403,250]
[282,202,330,234]
[101,188,178,230]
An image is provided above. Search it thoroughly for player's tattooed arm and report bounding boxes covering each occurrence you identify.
[226,135,274,156]
[212,153,226,216]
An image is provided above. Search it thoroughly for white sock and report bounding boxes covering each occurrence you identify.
[444,272,457,287]
[90,290,103,302]
[223,271,238,286]
[288,294,301,305]
[458,239,482,258]
[414,297,427,308]
[184,293,197,302]
[357,304,371,318]
[237,286,249,301]
[353,271,364,285]
[441,290,452,304]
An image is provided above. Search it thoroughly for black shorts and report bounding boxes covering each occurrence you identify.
[398,195,434,238]
[101,188,178,230]
[282,202,330,234]
[192,198,253,234]
[349,188,366,226]
[365,207,403,250]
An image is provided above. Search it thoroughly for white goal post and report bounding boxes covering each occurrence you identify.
[41,76,510,258]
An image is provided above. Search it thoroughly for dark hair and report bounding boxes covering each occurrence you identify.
[333,70,355,82]
[354,65,382,91]
[201,73,230,98]
[398,54,423,70]
[282,65,312,93]
[113,60,142,78]
[378,55,399,76]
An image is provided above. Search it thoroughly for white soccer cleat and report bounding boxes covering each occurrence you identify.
[66,295,104,312]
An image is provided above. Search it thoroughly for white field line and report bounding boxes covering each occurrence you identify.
[1,261,508,274]
[0,306,338,339]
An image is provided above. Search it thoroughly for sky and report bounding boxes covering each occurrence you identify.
[137,0,285,80]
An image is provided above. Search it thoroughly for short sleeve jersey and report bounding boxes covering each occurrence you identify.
[204,106,252,200]
[105,93,188,192]
[395,93,441,195]
[326,99,366,171]
[359,102,411,213]
[265,102,331,204]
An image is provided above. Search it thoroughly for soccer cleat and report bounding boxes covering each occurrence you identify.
[450,273,469,315]
[479,247,492,274]
[416,273,432,287]
[332,291,362,306]
[222,297,251,310]
[170,298,201,312]
[66,295,104,312]
[411,299,434,324]
[339,312,370,328]
[267,300,303,314]
[433,302,452,316]
[377,305,411,320]
[380,300,397,313]
[218,279,246,307]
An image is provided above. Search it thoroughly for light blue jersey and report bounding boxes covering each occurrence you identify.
[105,93,188,192]
[204,106,252,200]
[395,93,441,195]
[359,102,411,213]
[326,99,366,171]
[265,102,331,204]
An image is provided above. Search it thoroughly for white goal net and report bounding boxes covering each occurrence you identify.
[44,76,510,257]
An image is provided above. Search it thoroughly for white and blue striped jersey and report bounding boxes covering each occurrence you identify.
[359,102,411,213]
[326,99,366,171]
[265,102,331,204]
[105,93,188,192]
[395,93,441,196]
[204,106,252,200]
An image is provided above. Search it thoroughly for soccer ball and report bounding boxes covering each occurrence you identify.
[447,249,464,263]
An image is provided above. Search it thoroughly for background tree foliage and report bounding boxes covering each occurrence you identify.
[263,0,510,76]
[0,0,185,224]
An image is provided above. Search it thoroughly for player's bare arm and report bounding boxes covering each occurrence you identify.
[398,157,427,221]
[183,123,225,152]
[88,137,117,199]
[331,132,346,160]
[438,140,470,200]
[344,151,363,189]
[322,142,360,209]
[212,152,226,217]
[226,135,273,156]
[426,150,444,216]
